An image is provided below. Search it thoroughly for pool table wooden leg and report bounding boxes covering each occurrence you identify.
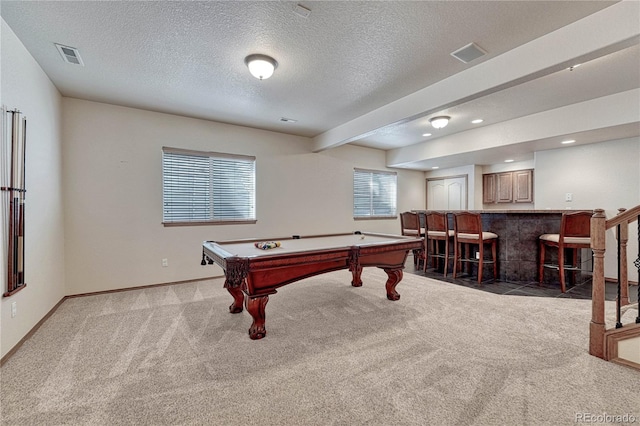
[225,283,244,314]
[245,295,269,340]
[350,264,363,287]
[383,268,403,301]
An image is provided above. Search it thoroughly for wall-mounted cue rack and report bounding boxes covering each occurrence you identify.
[2,108,27,297]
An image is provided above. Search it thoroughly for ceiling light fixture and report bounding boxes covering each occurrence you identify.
[561,139,576,144]
[471,119,483,124]
[429,116,450,129]
[422,133,432,137]
[504,159,514,163]
[245,54,278,80]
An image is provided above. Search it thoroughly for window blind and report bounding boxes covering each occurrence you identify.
[162,148,255,224]
[353,168,397,218]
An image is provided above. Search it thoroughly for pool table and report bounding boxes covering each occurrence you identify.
[201,232,423,339]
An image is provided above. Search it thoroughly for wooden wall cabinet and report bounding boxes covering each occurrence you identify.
[513,169,533,203]
[483,169,533,204]
[482,174,496,204]
[496,172,513,203]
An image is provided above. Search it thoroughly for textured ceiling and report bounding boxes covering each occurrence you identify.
[1,1,638,169]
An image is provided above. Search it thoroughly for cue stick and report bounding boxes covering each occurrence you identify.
[2,109,27,295]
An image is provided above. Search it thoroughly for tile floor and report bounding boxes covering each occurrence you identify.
[406,255,638,303]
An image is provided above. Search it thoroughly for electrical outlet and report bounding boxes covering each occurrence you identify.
[162,258,168,267]
[11,301,17,318]
[565,193,573,202]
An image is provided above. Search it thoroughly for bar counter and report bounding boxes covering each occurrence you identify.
[416,209,593,284]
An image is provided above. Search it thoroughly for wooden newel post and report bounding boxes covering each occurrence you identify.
[589,209,607,359]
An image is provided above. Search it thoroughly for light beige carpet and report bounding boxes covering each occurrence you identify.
[1,268,638,425]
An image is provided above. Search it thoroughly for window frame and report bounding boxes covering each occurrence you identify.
[162,146,256,226]
[353,168,398,220]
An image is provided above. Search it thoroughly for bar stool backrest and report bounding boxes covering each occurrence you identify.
[561,211,591,239]
[400,211,421,237]
[426,211,448,233]
[453,211,482,236]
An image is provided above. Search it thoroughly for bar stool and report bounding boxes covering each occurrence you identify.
[453,212,498,283]
[424,211,454,276]
[538,211,592,293]
[400,211,425,269]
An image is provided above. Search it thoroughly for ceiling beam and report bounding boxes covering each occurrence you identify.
[386,89,640,169]
[311,1,640,153]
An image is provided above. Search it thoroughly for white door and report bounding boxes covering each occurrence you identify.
[427,176,467,210]
[427,180,446,210]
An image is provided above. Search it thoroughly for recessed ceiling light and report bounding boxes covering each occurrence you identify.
[561,139,576,144]
[504,159,514,163]
[471,119,483,124]
[568,64,581,71]
[422,133,432,137]
[431,166,439,169]
[280,117,297,123]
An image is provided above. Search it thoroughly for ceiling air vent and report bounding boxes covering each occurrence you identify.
[293,4,311,18]
[55,43,84,66]
[450,42,486,64]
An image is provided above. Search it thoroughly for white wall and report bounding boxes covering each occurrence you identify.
[534,138,639,211]
[1,20,65,358]
[62,98,425,294]
[535,137,640,279]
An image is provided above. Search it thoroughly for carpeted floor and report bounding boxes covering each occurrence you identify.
[1,268,638,425]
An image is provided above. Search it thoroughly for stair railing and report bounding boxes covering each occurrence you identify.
[589,205,640,360]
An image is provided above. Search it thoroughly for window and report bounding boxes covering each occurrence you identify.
[353,168,397,219]
[162,147,256,225]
